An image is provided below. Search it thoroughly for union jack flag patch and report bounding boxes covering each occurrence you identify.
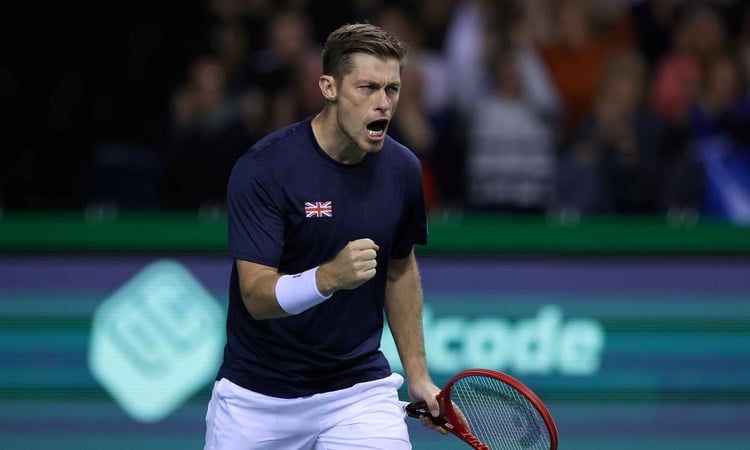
[305,201,333,218]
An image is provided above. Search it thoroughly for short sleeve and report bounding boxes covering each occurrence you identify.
[390,158,428,259]
[226,154,285,267]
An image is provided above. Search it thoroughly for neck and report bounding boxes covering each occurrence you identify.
[311,108,366,165]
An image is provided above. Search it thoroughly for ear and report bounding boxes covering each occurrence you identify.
[319,75,337,101]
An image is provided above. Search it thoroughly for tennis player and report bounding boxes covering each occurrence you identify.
[204,23,443,449]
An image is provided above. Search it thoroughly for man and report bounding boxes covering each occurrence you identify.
[204,23,443,449]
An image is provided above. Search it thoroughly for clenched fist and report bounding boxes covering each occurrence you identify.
[316,238,379,295]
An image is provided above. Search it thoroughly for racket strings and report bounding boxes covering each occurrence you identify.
[450,375,550,450]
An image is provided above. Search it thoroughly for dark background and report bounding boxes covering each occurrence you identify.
[4,2,212,208]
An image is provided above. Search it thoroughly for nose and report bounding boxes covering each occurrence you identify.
[375,88,390,111]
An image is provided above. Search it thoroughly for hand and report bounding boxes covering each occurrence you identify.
[317,238,379,294]
[408,379,448,435]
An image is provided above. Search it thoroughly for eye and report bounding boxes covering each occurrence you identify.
[386,85,400,95]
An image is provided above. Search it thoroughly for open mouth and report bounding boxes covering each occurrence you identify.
[366,119,388,138]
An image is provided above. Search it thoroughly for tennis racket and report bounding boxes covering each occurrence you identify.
[405,368,558,450]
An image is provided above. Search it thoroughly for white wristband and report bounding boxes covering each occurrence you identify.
[275,266,332,315]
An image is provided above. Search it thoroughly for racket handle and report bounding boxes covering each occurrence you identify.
[405,401,428,418]
[404,401,447,427]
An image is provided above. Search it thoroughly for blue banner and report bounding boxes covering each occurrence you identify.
[1,256,748,449]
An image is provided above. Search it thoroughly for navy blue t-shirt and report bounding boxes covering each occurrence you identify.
[218,116,427,398]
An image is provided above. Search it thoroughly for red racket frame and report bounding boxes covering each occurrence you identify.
[406,368,558,450]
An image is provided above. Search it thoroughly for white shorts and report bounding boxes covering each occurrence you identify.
[204,373,411,450]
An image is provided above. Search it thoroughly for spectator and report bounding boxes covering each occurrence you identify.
[264,50,325,132]
[241,9,321,137]
[650,2,727,127]
[204,0,274,93]
[629,0,682,67]
[649,3,732,216]
[246,9,319,98]
[536,0,634,140]
[442,0,492,111]
[440,0,504,209]
[164,55,250,209]
[688,51,750,142]
[419,0,458,53]
[553,51,664,215]
[662,50,750,219]
[463,38,560,213]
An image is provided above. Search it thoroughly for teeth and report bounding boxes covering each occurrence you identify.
[368,129,384,137]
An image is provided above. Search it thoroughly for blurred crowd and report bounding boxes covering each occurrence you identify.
[8,0,750,222]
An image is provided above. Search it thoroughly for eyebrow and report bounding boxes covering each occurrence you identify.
[356,79,401,88]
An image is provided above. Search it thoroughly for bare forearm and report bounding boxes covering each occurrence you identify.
[237,262,287,319]
[385,254,430,384]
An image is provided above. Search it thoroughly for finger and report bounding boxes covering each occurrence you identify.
[419,416,434,428]
[427,397,441,418]
[351,238,378,250]
[419,416,449,434]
